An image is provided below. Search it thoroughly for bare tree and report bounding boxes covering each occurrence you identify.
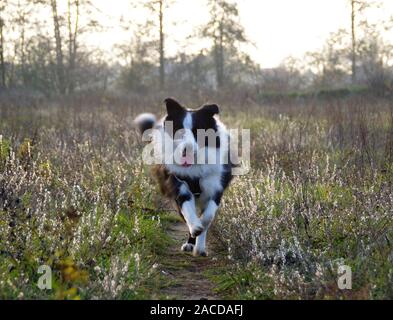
[349,0,380,84]
[32,0,97,94]
[306,29,349,89]
[0,2,6,88]
[202,0,247,88]
[357,20,393,93]
[117,22,158,92]
[142,0,173,90]
[158,0,164,90]
[67,0,80,94]
[350,0,357,84]
[50,0,66,94]
[0,20,5,88]
[12,0,34,86]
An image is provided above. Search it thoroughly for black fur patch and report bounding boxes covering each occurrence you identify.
[163,98,220,149]
[193,104,220,148]
[187,234,196,245]
[177,192,192,206]
[176,175,202,196]
[139,119,155,135]
[213,165,233,205]
[220,164,234,190]
[164,98,186,135]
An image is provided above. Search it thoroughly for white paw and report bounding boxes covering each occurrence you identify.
[189,221,204,238]
[193,247,208,257]
[181,243,194,252]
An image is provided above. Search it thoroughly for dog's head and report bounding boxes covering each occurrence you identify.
[163,98,220,168]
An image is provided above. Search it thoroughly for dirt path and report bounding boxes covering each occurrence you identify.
[158,218,223,300]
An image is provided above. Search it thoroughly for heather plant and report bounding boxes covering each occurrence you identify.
[212,100,393,299]
[0,94,392,299]
[0,98,170,299]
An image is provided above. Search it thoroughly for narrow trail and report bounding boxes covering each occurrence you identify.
[158,218,223,300]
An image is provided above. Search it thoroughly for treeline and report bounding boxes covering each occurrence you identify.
[0,0,110,95]
[259,0,393,95]
[0,0,392,98]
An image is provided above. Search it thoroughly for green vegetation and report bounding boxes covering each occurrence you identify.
[212,97,393,300]
[0,94,392,299]
[0,99,175,299]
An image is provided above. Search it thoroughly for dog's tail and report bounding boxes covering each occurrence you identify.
[133,113,157,136]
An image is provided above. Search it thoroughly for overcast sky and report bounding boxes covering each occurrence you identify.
[86,0,393,68]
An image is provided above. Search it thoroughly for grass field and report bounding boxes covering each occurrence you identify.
[0,93,392,299]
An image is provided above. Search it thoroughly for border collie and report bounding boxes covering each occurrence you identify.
[134,98,234,257]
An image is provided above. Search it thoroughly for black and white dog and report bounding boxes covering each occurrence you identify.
[134,98,234,257]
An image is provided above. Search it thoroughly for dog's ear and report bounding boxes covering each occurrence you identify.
[199,104,219,116]
[164,98,185,115]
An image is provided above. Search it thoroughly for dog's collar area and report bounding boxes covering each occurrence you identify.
[174,175,201,197]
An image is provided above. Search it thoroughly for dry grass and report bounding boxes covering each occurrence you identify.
[213,97,393,299]
[0,93,392,299]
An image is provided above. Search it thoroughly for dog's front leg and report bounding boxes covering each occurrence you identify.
[177,184,203,238]
[194,199,219,257]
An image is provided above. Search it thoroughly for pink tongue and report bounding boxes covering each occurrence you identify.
[181,158,193,167]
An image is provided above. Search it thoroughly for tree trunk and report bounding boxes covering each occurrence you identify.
[16,1,27,86]
[351,0,357,84]
[214,40,219,88]
[159,0,165,89]
[216,21,224,88]
[67,0,79,94]
[0,16,5,88]
[51,0,66,94]
[20,22,26,85]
